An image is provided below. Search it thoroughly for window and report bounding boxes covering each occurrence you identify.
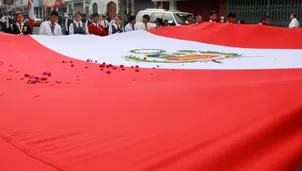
[162,13,174,23]
[173,13,189,24]
[136,11,152,23]
[150,12,164,23]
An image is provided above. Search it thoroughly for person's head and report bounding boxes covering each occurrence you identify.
[74,12,82,22]
[186,15,193,22]
[262,16,270,25]
[92,13,100,23]
[114,16,121,24]
[210,11,217,21]
[130,15,136,25]
[15,11,23,23]
[142,14,150,24]
[155,18,163,27]
[237,20,245,24]
[49,11,59,24]
[164,19,169,26]
[196,15,202,23]
[290,13,296,20]
[227,13,236,23]
[101,15,106,20]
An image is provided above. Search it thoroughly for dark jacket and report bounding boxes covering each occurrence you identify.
[7,23,32,35]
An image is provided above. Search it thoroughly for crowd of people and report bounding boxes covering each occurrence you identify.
[0,10,300,36]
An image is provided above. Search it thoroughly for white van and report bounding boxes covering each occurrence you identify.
[136,9,193,27]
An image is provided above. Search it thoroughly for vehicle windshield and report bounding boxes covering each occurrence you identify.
[173,13,191,24]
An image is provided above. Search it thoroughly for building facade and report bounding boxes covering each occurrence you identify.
[63,0,118,20]
[226,0,302,27]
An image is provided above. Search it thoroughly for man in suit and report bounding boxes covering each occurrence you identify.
[7,11,32,35]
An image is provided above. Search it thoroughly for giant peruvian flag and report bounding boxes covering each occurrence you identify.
[0,23,302,171]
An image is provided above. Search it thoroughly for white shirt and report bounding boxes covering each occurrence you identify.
[139,22,154,30]
[68,20,89,34]
[100,19,110,28]
[0,16,7,22]
[289,18,299,28]
[124,23,140,32]
[1,16,11,28]
[108,23,123,35]
[39,21,62,36]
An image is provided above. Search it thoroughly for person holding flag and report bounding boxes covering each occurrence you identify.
[124,15,139,32]
[39,11,62,36]
[7,11,32,35]
[182,15,194,25]
[69,12,89,35]
[88,13,107,36]
[139,14,153,30]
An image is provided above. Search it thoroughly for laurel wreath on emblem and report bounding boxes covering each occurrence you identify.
[125,49,241,64]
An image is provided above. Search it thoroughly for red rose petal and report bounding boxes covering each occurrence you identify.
[122,68,125,71]
[113,67,117,70]
[47,73,52,77]
[85,66,88,69]
[106,71,111,74]
[135,69,139,72]
[24,74,30,77]
[71,64,74,67]
[69,61,73,63]
[62,61,65,63]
